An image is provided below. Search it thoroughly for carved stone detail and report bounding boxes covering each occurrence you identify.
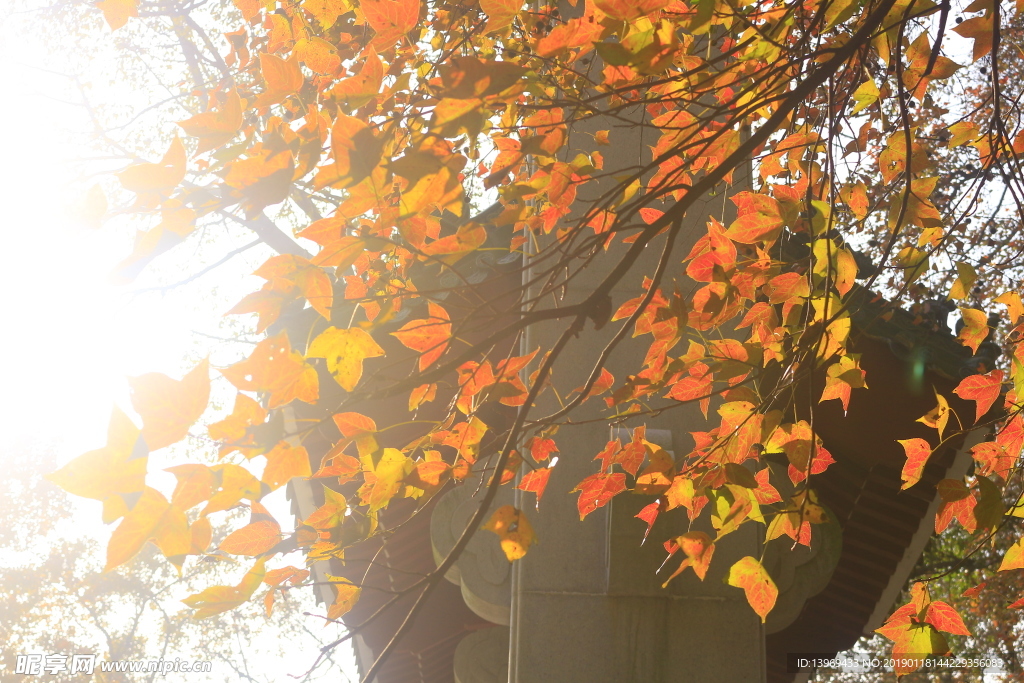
[430,482,513,625]
[454,626,510,683]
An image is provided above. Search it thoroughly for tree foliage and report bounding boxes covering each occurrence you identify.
[34,0,1024,677]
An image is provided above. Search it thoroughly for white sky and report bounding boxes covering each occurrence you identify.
[0,11,357,681]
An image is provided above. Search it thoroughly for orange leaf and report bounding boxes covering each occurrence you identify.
[898,438,932,489]
[220,503,282,556]
[727,556,777,622]
[256,53,304,107]
[262,441,312,490]
[294,36,341,74]
[106,486,190,571]
[264,565,310,587]
[662,531,715,586]
[953,13,994,62]
[307,326,385,391]
[391,303,451,371]
[362,0,420,48]
[957,307,990,354]
[305,486,348,530]
[221,332,319,409]
[128,358,210,451]
[203,463,264,515]
[178,90,243,153]
[166,464,218,511]
[208,393,267,456]
[483,505,536,561]
[725,192,783,244]
[97,0,137,30]
[573,472,626,519]
[953,370,1003,423]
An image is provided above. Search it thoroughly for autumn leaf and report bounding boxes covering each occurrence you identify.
[166,464,218,511]
[727,556,777,622]
[326,578,362,620]
[957,307,990,354]
[954,370,1003,423]
[362,0,419,48]
[953,13,994,62]
[183,558,267,619]
[925,601,971,636]
[256,53,304,107]
[118,137,186,206]
[483,505,536,561]
[97,0,137,31]
[47,407,148,518]
[361,447,410,512]
[573,472,627,519]
[995,291,1024,325]
[480,0,521,33]
[662,531,715,586]
[517,467,552,509]
[305,486,348,530]
[307,326,385,391]
[178,90,243,153]
[221,332,319,409]
[208,393,267,457]
[262,441,312,491]
[725,192,783,244]
[898,438,932,489]
[128,358,210,451]
[219,502,281,556]
[106,486,190,571]
[203,463,264,515]
[948,261,977,300]
[391,303,451,371]
[916,391,950,438]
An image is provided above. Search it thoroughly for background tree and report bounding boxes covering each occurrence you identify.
[0,448,354,681]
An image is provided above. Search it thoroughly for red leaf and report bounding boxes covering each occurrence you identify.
[635,502,660,543]
[924,601,971,636]
[953,370,1003,423]
[898,438,932,489]
[573,472,627,519]
[518,467,552,508]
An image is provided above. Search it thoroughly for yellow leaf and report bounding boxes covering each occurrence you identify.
[183,559,267,619]
[483,505,537,561]
[727,556,777,622]
[106,487,190,571]
[995,291,1024,325]
[948,261,977,300]
[46,407,148,512]
[363,448,410,512]
[326,578,362,620]
[307,326,385,391]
